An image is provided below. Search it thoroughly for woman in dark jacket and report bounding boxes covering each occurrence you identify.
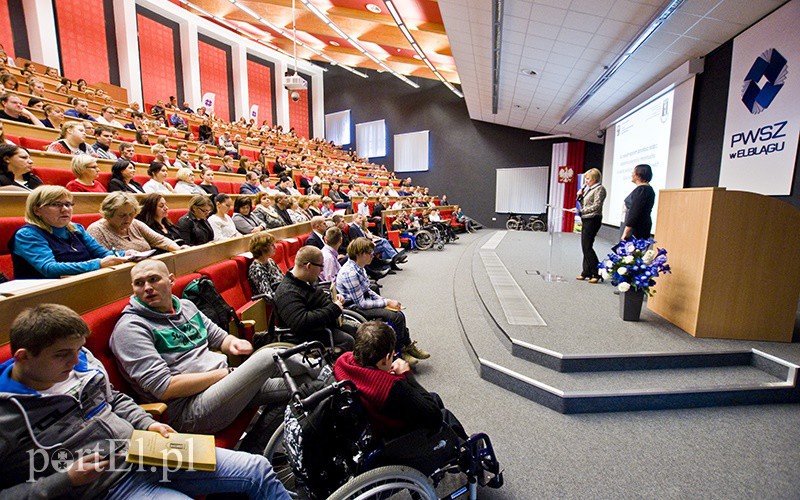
[107,159,145,193]
[177,194,214,245]
[136,193,185,245]
[0,144,43,191]
[622,164,656,240]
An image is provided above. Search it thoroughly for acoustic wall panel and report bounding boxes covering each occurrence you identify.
[0,1,16,60]
[53,0,116,84]
[198,36,233,122]
[247,56,275,127]
[136,10,180,108]
[288,88,310,138]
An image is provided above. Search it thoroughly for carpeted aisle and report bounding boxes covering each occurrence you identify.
[377,231,800,499]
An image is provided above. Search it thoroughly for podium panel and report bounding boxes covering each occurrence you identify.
[648,188,800,342]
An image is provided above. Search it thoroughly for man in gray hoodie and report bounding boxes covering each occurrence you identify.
[110,259,312,433]
[0,303,289,499]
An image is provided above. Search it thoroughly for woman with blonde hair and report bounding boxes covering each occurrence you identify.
[46,121,92,155]
[173,167,204,194]
[41,104,66,130]
[10,186,125,278]
[571,168,607,283]
[87,192,180,253]
[66,154,106,192]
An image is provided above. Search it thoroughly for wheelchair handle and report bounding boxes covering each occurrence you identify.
[276,341,326,359]
[273,341,327,404]
[298,379,357,411]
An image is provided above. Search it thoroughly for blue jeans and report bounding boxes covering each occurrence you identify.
[105,447,290,499]
[373,237,398,258]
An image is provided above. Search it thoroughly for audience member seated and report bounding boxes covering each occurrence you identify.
[124,111,144,130]
[335,238,429,367]
[173,167,204,195]
[0,303,289,499]
[177,194,214,245]
[218,155,234,173]
[0,93,43,126]
[321,226,342,283]
[0,144,42,190]
[334,321,466,440]
[253,192,285,229]
[46,121,93,155]
[63,98,96,122]
[10,185,126,279]
[198,168,219,198]
[274,246,355,351]
[209,193,239,240]
[218,131,237,157]
[240,171,260,195]
[40,103,65,129]
[118,141,136,163]
[151,144,172,168]
[170,112,188,131]
[173,149,193,170]
[273,193,294,226]
[247,231,285,301]
[143,161,174,194]
[109,259,313,433]
[137,193,184,245]
[232,196,265,235]
[328,182,351,211]
[348,214,407,270]
[66,154,106,193]
[321,196,335,217]
[108,158,145,193]
[96,105,123,127]
[91,125,117,160]
[135,128,150,145]
[0,120,13,145]
[305,216,327,249]
[87,192,180,254]
[198,118,213,143]
[0,74,17,91]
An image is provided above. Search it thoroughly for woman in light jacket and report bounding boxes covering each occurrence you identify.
[572,168,606,283]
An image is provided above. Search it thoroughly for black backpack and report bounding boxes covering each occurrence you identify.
[181,277,241,333]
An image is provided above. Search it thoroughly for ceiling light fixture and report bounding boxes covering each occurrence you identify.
[382,0,462,98]
[297,0,418,87]
[365,3,382,14]
[559,0,687,125]
[211,0,368,78]
[491,0,503,113]
[520,68,537,76]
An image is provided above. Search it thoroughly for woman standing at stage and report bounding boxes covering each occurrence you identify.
[622,164,655,240]
[572,168,606,283]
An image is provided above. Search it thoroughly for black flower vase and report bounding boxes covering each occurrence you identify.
[620,289,645,321]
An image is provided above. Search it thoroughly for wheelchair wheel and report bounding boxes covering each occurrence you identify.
[414,230,434,251]
[263,423,298,497]
[505,219,519,231]
[532,219,546,232]
[342,309,368,327]
[328,465,436,500]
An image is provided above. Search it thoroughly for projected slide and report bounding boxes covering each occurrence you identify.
[607,90,673,227]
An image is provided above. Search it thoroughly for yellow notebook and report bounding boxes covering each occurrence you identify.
[126,430,217,472]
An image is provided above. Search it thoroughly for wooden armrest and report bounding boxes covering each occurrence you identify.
[240,319,256,327]
[139,402,168,416]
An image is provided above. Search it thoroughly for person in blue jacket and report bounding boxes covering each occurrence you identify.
[10,185,127,279]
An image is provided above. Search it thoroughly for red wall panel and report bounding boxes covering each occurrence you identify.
[247,59,273,127]
[288,89,309,139]
[54,0,111,83]
[198,40,230,122]
[137,14,177,109]
[0,1,15,60]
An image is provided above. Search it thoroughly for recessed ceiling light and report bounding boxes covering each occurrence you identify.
[329,41,340,46]
[365,3,381,13]
[520,68,537,76]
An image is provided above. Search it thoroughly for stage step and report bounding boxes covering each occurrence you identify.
[454,232,800,414]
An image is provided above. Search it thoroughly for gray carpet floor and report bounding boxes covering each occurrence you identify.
[377,231,800,499]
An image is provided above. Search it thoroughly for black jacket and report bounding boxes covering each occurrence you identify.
[305,231,324,249]
[177,212,214,246]
[107,177,144,193]
[0,171,43,190]
[274,272,341,339]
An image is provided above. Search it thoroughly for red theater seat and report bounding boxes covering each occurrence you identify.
[20,137,52,151]
[166,209,188,225]
[197,260,262,342]
[283,238,300,268]
[5,134,20,145]
[135,154,156,164]
[32,167,74,187]
[0,216,26,279]
[72,213,101,228]
[272,241,288,273]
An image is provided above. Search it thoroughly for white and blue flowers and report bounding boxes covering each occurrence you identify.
[601,237,670,296]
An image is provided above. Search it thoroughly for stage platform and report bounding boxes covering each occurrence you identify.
[454,230,800,413]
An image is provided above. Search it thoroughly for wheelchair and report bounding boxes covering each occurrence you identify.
[505,213,547,232]
[264,342,504,499]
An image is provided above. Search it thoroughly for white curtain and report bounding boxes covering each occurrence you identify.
[325,110,350,146]
[394,131,429,172]
[495,167,549,213]
[355,119,386,158]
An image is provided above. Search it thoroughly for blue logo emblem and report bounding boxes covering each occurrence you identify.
[741,48,788,114]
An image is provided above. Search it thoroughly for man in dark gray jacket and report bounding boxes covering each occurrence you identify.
[0,303,289,499]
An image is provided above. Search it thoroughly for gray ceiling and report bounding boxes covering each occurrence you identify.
[438,0,788,143]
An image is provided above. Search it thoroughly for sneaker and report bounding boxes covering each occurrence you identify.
[403,341,430,360]
[400,352,419,367]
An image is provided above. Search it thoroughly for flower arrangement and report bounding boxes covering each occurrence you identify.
[601,237,670,296]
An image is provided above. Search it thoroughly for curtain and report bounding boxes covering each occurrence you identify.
[394,131,429,172]
[325,110,350,146]
[355,119,386,158]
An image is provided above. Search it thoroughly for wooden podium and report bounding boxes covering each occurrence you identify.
[648,188,800,342]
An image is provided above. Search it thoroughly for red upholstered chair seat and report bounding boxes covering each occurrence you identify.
[272,241,288,273]
[32,167,75,187]
[20,137,51,151]
[283,238,300,268]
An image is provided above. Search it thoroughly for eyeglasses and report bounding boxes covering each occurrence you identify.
[43,201,74,209]
[308,261,324,268]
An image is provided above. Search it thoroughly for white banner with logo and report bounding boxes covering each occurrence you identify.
[249,105,259,121]
[718,0,800,195]
[201,92,216,113]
